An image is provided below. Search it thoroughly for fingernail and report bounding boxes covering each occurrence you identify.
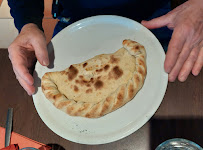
[165,67,171,73]
[192,70,199,76]
[141,20,147,24]
[179,75,185,82]
[27,92,31,96]
[169,75,175,82]
[43,60,49,66]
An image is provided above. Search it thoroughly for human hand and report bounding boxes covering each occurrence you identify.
[141,0,203,82]
[8,23,49,95]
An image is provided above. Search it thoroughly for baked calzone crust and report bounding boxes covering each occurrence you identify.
[41,39,147,118]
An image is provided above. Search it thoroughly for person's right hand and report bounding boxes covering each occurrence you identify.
[8,23,49,95]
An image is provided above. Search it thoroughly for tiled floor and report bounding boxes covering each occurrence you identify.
[0,0,57,48]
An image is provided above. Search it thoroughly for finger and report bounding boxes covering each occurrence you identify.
[10,50,34,85]
[14,63,34,85]
[192,47,203,76]
[164,26,187,74]
[141,13,173,29]
[178,47,199,82]
[15,71,35,95]
[31,36,49,66]
[168,39,193,82]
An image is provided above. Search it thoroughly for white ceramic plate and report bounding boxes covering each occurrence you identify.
[33,15,168,145]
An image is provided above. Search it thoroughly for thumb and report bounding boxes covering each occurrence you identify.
[141,13,173,29]
[32,36,49,66]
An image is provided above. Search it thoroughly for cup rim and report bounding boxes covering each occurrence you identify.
[155,138,203,150]
[19,147,39,150]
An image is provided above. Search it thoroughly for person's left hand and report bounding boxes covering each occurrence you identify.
[141,0,203,82]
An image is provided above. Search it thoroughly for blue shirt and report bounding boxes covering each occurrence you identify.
[8,0,170,32]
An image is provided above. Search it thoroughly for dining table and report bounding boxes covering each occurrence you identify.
[0,48,202,150]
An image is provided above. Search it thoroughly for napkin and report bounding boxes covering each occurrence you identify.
[0,127,51,150]
[0,144,19,150]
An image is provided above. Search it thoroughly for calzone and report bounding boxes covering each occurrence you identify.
[41,39,147,118]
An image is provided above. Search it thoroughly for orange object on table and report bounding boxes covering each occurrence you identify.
[0,144,19,150]
[0,127,50,150]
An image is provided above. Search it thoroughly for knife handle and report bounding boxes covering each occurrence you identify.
[5,108,13,147]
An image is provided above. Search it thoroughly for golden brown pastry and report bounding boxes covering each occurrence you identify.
[41,39,147,118]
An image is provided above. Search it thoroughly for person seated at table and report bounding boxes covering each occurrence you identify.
[7,0,203,96]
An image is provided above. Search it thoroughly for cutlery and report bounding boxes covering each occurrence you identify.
[5,108,13,147]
